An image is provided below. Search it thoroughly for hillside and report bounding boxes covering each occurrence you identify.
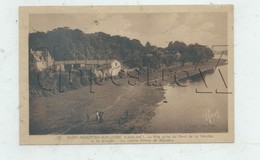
[29,27,214,69]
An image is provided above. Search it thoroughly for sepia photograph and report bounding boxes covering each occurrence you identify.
[19,5,234,144]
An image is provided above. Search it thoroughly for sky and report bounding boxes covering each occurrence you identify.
[29,12,227,48]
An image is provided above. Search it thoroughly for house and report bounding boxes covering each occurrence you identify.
[54,59,121,75]
[91,59,122,79]
[109,59,121,76]
[30,49,54,71]
[30,48,122,78]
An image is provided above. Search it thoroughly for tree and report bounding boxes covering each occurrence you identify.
[167,41,188,54]
[187,43,214,64]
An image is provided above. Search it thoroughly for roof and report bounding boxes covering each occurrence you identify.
[54,59,115,65]
[31,50,50,62]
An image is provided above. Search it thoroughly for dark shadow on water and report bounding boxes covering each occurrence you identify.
[170,68,215,85]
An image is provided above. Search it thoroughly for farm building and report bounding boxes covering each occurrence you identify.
[29,49,54,71]
[30,49,122,78]
[54,59,121,75]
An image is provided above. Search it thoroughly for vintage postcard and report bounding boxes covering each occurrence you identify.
[19,5,234,144]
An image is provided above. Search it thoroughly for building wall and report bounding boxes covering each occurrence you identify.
[55,65,65,71]
[46,52,54,67]
[36,61,45,71]
[109,60,121,76]
[32,50,54,71]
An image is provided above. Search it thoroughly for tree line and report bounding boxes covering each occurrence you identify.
[29,27,214,69]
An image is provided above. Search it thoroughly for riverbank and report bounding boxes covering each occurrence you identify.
[29,59,227,134]
[30,77,164,134]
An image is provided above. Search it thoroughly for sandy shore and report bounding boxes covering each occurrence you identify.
[29,60,226,134]
[30,77,164,134]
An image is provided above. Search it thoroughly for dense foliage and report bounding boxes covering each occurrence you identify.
[29,27,214,68]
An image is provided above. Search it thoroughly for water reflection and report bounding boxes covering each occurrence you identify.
[146,65,228,133]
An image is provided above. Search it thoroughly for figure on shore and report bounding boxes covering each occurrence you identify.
[86,113,90,122]
[98,112,104,123]
[96,111,99,121]
[96,111,104,123]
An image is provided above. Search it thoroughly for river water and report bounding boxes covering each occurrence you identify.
[146,64,229,133]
